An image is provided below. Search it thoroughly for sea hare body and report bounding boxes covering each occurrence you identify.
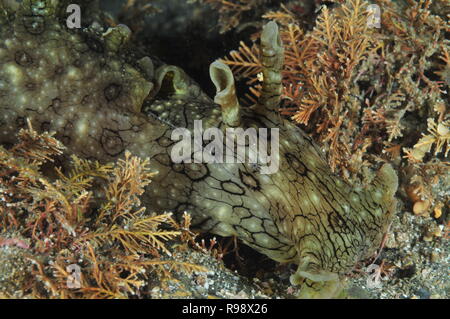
[0,1,398,297]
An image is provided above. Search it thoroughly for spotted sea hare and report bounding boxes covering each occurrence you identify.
[0,0,398,298]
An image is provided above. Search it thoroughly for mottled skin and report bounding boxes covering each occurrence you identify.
[0,1,397,297]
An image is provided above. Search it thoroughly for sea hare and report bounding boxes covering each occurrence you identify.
[0,0,398,297]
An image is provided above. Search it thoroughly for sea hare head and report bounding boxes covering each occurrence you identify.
[205,23,399,298]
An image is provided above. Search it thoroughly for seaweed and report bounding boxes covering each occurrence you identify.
[0,121,205,298]
[191,0,269,33]
[221,0,449,217]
